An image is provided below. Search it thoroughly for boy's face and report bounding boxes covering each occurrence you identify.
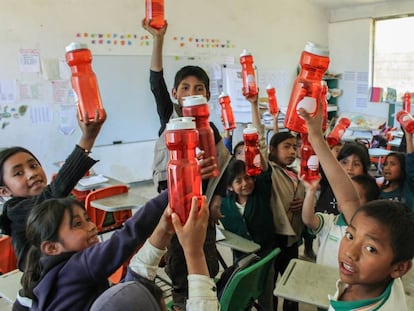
[338,211,403,294]
[0,152,47,198]
[172,75,209,105]
[383,155,402,182]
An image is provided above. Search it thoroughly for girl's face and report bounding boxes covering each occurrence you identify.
[383,155,402,182]
[269,137,297,167]
[57,205,99,253]
[0,152,47,198]
[339,154,364,177]
[234,145,245,162]
[229,171,255,200]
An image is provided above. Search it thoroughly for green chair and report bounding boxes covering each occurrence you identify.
[219,247,281,311]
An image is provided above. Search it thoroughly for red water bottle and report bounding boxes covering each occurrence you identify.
[240,49,258,97]
[145,0,166,29]
[300,133,320,182]
[243,124,261,176]
[65,42,104,122]
[326,117,351,147]
[266,85,279,115]
[403,92,411,113]
[182,95,219,177]
[165,117,202,224]
[285,42,330,133]
[219,92,236,130]
[396,111,414,134]
[321,81,328,132]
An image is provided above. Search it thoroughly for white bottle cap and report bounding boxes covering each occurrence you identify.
[266,84,274,90]
[243,123,258,134]
[65,42,88,52]
[166,117,196,130]
[182,95,207,107]
[304,41,329,57]
[240,49,252,57]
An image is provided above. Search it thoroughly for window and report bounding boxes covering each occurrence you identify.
[373,15,414,100]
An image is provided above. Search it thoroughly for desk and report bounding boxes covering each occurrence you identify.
[90,187,148,212]
[274,259,414,310]
[388,138,402,149]
[368,148,391,175]
[0,269,22,304]
[75,175,127,192]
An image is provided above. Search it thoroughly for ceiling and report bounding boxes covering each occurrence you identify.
[309,0,392,9]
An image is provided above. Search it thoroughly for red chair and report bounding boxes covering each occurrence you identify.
[0,235,17,274]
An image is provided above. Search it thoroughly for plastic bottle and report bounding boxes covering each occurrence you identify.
[219,92,236,130]
[243,124,261,176]
[65,42,104,122]
[284,42,330,133]
[266,85,279,115]
[182,95,219,177]
[326,117,351,147]
[165,117,202,223]
[396,110,414,134]
[300,133,320,182]
[240,49,258,97]
[403,91,411,113]
[145,0,166,29]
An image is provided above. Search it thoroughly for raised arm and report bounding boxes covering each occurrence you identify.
[142,18,167,72]
[405,130,413,154]
[301,178,322,230]
[298,104,360,223]
[77,109,106,152]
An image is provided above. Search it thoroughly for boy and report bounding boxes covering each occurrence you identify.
[142,20,231,310]
[329,200,414,310]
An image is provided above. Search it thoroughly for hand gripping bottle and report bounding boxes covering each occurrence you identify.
[326,117,351,147]
[182,95,219,177]
[219,92,236,130]
[285,42,330,133]
[396,111,414,134]
[65,42,104,122]
[403,92,411,113]
[266,85,279,115]
[165,117,202,224]
[300,133,320,182]
[145,0,166,29]
[243,124,261,176]
[240,49,258,97]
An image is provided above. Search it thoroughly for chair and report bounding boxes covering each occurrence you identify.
[219,247,281,311]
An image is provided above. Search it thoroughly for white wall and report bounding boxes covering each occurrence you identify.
[1,0,329,182]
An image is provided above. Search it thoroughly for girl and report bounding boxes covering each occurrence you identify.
[380,130,414,209]
[0,110,106,271]
[21,193,168,311]
[315,142,370,215]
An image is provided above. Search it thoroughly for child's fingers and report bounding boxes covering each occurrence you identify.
[171,213,183,232]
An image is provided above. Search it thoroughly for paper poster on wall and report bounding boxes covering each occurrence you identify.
[0,79,17,104]
[19,49,41,73]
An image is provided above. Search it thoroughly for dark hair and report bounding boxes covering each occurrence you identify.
[232,141,245,156]
[0,147,40,186]
[173,65,210,93]
[383,152,406,188]
[351,174,380,202]
[226,159,247,187]
[337,142,370,175]
[352,200,414,264]
[268,131,296,162]
[21,198,83,299]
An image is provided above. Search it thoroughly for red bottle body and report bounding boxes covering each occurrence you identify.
[65,43,104,122]
[300,133,320,182]
[326,117,351,147]
[266,85,279,115]
[397,110,414,134]
[285,42,330,133]
[403,92,411,113]
[165,118,202,224]
[240,50,258,97]
[243,125,261,176]
[182,95,219,177]
[219,93,236,130]
[145,0,166,29]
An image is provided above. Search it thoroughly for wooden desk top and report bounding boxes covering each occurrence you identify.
[90,187,148,212]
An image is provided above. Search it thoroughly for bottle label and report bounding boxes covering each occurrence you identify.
[307,155,319,171]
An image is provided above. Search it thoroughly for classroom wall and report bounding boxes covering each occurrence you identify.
[328,1,414,122]
[1,0,330,183]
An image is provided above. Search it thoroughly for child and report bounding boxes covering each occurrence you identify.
[329,200,414,310]
[316,142,370,214]
[379,130,414,209]
[20,192,169,311]
[142,20,231,310]
[0,110,106,271]
[302,174,380,267]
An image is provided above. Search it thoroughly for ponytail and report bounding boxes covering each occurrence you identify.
[21,245,43,299]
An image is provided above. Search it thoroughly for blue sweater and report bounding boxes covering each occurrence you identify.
[31,190,168,311]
